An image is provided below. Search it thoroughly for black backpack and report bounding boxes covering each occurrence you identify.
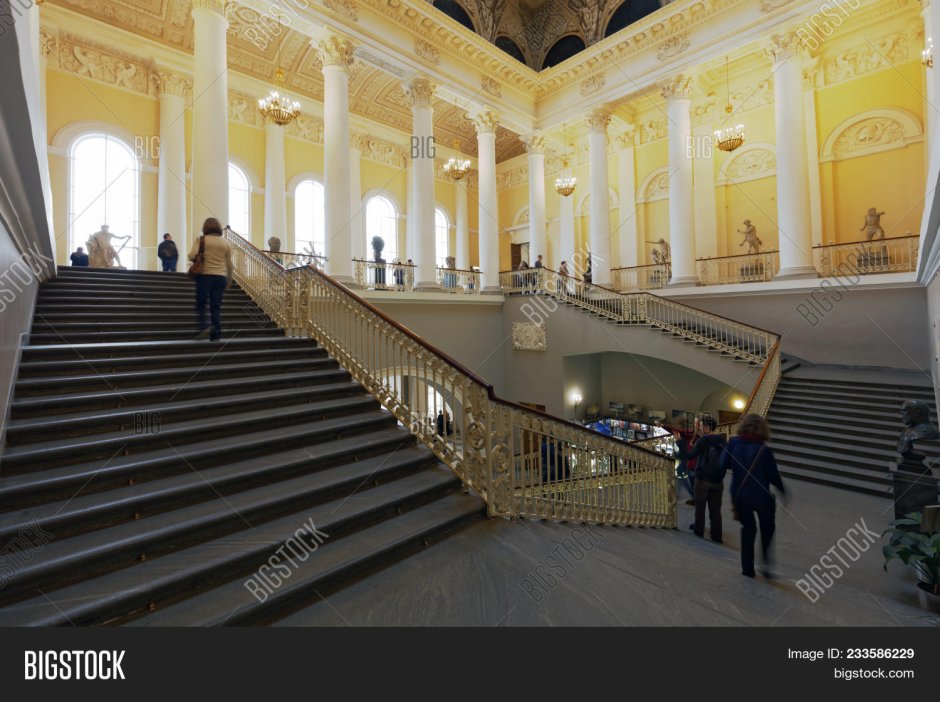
[696,436,727,483]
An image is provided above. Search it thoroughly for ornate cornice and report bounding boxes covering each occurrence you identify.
[482,75,502,98]
[316,35,356,70]
[414,39,440,65]
[404,77,434,108]
[659,74,694,103]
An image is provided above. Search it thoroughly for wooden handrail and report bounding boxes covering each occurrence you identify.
[813,234,919,248]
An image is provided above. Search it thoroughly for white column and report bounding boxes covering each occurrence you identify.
[406,78,438,289]
[692,122,718,259]
[455,178,470,269]
[317,34,355,284]
[350,136,364,261]
[523,134,547,267]
[768,32,816,279]
[191,0,229,230]
[923,1,940,154]
[587,111,612,286]
[405,161,415,263]
[474,111,500,291]
[803,63,824,247]
[559,190,575,266]
[661,74,697,286]
[156,71,190,264]
[263,122,287,244]
[616,130,638,268]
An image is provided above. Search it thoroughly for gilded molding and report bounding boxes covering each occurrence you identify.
[324,0,358,21]
[659,74,694,103]
[316,35,356,70]
[580,73,606,96]
[521,134,546,154]
[153,70,191,98]
[656,33,690,61]
[586,109,611,133]
[414,39,440,65]
[481,75,502,98]
[404,77,435,108]
[473,111,500,135]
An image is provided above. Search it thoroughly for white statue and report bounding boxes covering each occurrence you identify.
[86,225,130,268]
[737,220,762,254]
[860,207,886,241]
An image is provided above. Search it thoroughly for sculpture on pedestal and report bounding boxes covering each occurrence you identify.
[896,400,940,463]
[892,400,940,522]
[860,207,886,241]
[267,236,281,252]
[737,220,762,254]
[371,236,386,287]
[648,238,671,264]
[86,225,130,269]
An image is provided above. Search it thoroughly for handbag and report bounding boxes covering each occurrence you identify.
[188,236,206,278]
[732,446,765,522]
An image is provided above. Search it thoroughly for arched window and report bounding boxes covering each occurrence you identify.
[605,0,662,37]
[294,179,325,256]
[228,162,251,237]
[431,0,475,32]
[68,132,140,269]
[365,194,398,261]
[435,208,450,267]
[541,35,586,69]
[495,36,527,64]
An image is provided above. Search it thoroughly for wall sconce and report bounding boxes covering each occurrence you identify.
[571,391,582,414]
[733,398,746,410]
[924,37,934,69]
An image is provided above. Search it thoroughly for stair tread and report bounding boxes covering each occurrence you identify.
[20,336,305,357]
[777,464,893,494]
[0,468,463,622]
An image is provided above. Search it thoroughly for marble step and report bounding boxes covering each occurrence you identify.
[19,336,318,363]
[29,326,282,345]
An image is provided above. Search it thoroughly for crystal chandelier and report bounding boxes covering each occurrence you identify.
[714,58,745,153]
[443,139,471,180]
[554,124,576,197]
[258,68,301,126]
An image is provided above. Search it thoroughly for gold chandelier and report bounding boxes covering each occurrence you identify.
[714,58,745,153]
[554,124,576,197]
[443,139,471,180]
[258,68,301,126]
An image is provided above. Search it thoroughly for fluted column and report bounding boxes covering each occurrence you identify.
[616,129,638,268]
[317,34,355,283]
[767,33,816,278]
[155,70,190,264]
[406,78,438,289]
[474,111,500,291]
[191,0,229,230]
[661,74,697,286]
[587,111,612,286]
[455,178,470,269]
[523,134,547,267]
[263,121,287,243]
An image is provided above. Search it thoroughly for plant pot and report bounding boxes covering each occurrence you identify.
[917,582,940,614]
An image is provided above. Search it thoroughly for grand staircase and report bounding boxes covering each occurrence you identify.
[768,361,940,496]
[0,267,483,626]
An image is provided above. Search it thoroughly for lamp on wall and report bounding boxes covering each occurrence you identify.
[733,398,746,410]
[714,57,745,153]
[259,67,302,126]
[554,123,577,197]
[571,390,583,415]
[924,37,934,69]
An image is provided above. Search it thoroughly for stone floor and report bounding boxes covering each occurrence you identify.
[279,478,940,627]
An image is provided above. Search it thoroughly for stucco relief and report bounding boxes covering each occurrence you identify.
[580,73,606,96]
[722,146,776,182]
[832,118,906,157]
[822,33,910,85]
[512,322,546,352]
[640,169,670,203]
[228,93,258,126]
[58,39,149,94]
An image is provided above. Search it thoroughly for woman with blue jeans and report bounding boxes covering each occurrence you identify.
[189,217,233,342]
[721,414,786,579]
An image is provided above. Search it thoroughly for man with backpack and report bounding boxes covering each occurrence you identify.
[675,417,728,543]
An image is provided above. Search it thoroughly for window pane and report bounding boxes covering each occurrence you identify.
[435,208,449,267]
[365,195,398,261]
[294,179,325,257]
[228,163,251,238]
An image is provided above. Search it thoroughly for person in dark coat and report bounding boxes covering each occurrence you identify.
[70,247,89,266]
[721,414,786,578]
[675,416,728,542]
[158,233,179,272]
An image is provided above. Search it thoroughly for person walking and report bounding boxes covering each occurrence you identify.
[70,247,89,267]
[158,233,179,272]
[721,414,786,578]
[189,218,233,342]
[675,417,728,542]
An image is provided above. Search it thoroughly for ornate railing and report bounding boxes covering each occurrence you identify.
[498,266,782,456]
[814,235,919,277]
[611,262,671,291]
[226,231,676,528]
[262,250,326,270]
[697,250,779,285]
[436,266,481,294]
[353,258,415,291]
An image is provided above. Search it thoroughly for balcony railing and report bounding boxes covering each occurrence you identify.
[611,262,671,291]
[262,250,327,270]
[437,266,481,294]
[353,258,415,291]
[227,232,677,528]
[814,235,919,277]
[697,250,779,285]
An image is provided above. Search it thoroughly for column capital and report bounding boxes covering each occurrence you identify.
[404,77,435,108]
[316,35,356,70]
[152,69,192,98]
[765,31,806,64]
[192,0,228,17]
[586,109,611,134]
[659,74,694,103]
[472,111,499,135]
[521,133,546,155]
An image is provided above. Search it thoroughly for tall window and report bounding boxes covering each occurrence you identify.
[435,208,450,267]
[69,133,140,269]
[365,194,398,261]
[228,162,251,237]
[294,179,325,256]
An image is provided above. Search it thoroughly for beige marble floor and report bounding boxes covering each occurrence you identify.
[274,478,940,627]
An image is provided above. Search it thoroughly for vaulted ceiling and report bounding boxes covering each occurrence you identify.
[45,0,527,162]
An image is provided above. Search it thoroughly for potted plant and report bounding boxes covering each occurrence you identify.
[883,512,940,614]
